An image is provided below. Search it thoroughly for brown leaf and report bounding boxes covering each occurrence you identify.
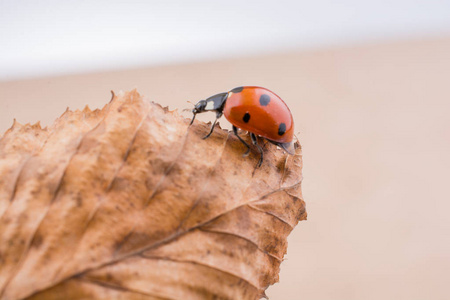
[0,90,306,300]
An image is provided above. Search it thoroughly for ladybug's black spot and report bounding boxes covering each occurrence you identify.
[243,112,251,123]
[259,94,270,106]
[278,123,286,136]
[231,86,244,93]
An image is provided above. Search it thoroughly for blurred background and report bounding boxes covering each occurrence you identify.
[1,1,450,299]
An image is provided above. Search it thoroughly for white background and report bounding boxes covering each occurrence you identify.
[1,0,449,81]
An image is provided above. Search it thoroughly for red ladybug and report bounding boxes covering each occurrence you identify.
[190,86,295,167]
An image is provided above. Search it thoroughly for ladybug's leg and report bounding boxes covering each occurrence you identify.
[202,118,217,139]
[250,133,264,167]
[232,125,250,156]
[203,111,223,139]
[189,113,197,125]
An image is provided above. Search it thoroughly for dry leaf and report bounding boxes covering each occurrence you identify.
[0,90,306,300]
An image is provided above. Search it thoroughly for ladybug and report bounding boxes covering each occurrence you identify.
[190,86,295,167]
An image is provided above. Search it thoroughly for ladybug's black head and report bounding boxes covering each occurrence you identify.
[193,100,207,114]
[189,100,207,125]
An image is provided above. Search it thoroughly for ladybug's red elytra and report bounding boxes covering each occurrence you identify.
[190,86,295,167]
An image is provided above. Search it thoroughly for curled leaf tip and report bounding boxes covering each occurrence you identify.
[10,119,21,130]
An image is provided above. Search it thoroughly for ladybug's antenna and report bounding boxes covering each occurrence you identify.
[183,100,196,113]
[183,101,195,112]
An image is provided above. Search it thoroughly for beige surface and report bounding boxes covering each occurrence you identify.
[1,37,450,299]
